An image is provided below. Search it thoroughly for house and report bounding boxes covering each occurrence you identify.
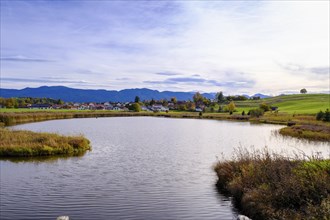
[113,106,123,111]
[151,105,169,112]
[78,104,89,110]
[88,103,96,110]
[103,102,113,110]
[29,104,52,109]
[141,106,149,111]
[96,104,105,110]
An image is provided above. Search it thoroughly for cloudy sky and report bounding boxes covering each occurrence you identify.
[1,0,329,95]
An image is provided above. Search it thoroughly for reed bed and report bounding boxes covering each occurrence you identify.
[0,128,91,157]
[214,147,330,220]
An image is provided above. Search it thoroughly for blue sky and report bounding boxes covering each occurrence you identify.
[1,0,329,95]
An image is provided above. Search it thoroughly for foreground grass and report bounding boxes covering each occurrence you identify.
[214,148,330,220]
[0,128,91,157]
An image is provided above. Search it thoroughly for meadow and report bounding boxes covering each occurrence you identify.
[234,94,329,114]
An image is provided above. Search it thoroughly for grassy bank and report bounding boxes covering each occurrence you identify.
[258,112,330,141]
[1,110,329,141]
[235,94,329,114]
[1,93,330,142]
[0,128,91,157]
[214,148,330,220]
[0,110,250,127]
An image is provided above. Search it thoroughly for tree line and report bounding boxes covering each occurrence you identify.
[0,97,64,108]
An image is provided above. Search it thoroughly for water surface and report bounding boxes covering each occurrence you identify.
[1,117,329,220]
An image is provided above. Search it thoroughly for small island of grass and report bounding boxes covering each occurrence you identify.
[0,128,91,157]
[214,148,330,220]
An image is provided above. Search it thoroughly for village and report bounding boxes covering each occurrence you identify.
[25,100,206,112]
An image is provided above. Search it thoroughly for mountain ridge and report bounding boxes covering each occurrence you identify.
[0,86,271,102]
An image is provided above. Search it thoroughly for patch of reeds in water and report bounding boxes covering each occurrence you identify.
[0,128,91,157]
[280,124,330,141]
[214,147,330,220]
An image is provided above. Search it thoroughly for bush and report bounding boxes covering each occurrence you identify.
[227,101,236,112]
[248,108,264,117]
[323,109,330,122]
[316,110,324,120]
[259,103,270,112]
[129,103,141,112]
[316,109,330,122]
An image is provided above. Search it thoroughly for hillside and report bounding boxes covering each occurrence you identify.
[0,86,215,102]
[235,94,330,114]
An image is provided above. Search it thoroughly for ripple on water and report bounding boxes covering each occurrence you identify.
[1,117,329,220]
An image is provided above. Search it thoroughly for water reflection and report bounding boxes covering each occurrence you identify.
[1,117,329,220]
[0,152,89,164]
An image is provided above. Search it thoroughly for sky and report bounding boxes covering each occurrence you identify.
[0,0,329,95]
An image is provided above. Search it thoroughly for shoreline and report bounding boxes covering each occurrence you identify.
[1,110,329,142]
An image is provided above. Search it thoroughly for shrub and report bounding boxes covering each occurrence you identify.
[316,109,330,122]
[248,108,264,117]
[227,101,236,112]
[316,110,324,120]
[129,103,141,112]
[323,109,330,122]
[259,102,270,112]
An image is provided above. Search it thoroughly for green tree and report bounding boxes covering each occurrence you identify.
[202,97,211,106]
[186,102,196,111]
[216,91,225,103]
[57,99,64,105]
[178,104,187,111]
[135,96,140,103]
[162,99,168,106]
[171,97,177,104]
[193,92,204,104]
[300,88,307,94]
[130,103,141,112]
[5,98,18,108]
[227,101,236,113]
[259,102,271,112]
[323,109,330,122]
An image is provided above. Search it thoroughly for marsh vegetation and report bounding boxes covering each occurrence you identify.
[214,148,330,220]
[0,128,91,157]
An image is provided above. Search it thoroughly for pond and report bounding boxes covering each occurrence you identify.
[1,117,329,220]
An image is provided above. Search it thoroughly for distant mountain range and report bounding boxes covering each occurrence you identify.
[0,86,270,102]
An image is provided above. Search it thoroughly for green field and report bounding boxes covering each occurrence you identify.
[235,94,330,114]
[0,94,329,115]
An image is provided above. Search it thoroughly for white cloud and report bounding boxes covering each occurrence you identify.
[0,1,329,95]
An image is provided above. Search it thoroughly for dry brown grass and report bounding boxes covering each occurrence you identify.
[0,128,91,157]
[214,148,330,220]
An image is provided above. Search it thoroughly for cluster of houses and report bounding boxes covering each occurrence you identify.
[27,102,173,112]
